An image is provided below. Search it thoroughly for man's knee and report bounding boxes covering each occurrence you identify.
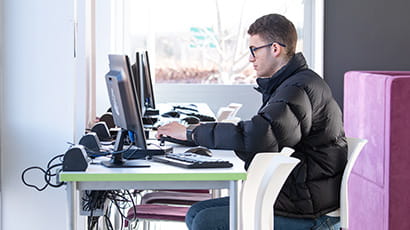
[185,202,205,228]
[190,209,216,230]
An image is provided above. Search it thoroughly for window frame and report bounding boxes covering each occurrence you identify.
[86,0,324,121]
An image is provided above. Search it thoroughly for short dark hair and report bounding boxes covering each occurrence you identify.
[248,14,297,58]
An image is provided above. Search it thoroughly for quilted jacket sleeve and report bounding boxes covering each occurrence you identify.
[192,84,312,166]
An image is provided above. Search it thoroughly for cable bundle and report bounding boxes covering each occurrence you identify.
[21,153,65,191]
[83,190,140,230]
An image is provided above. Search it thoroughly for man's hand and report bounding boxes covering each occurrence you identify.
[156,121,187,140]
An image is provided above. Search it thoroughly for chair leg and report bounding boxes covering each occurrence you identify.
[143,220,149,230]
[128,220,134,230]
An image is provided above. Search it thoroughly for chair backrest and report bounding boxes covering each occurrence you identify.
[227,103,242,118]
[216,107,235,121]
[240,147,300,230]
[340,137,367,229]
[216,103,242,122]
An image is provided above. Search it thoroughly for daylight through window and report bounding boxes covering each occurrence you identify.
[122,0,305,84]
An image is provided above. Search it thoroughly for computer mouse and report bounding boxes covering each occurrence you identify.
[185,147,212,157]
[181,116,200,124]
[161,111,180,118]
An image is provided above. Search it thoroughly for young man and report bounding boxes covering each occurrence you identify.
[156,14,347,230]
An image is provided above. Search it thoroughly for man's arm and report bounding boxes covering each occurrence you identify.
[193,85,312,152]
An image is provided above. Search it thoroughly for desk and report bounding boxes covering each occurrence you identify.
[146,102,216,126]
[158,102,214,115]
[60,147,246,230]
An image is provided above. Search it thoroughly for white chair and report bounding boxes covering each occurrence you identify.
[227,103,242,118]
[216,107,236,121]
[216,103,242,123]
[240,147,300,230]
[327,137,367,230]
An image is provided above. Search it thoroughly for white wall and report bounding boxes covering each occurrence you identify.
[0,0,4,227]
[1,0,81,229]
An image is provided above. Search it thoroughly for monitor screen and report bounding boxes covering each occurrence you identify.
[130,50,157,117]
[141,51,156,110]
[103,54,148,167]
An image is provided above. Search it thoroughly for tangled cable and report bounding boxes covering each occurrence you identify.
[21,153,65,191]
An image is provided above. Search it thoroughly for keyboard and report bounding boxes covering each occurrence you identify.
[161,109,216,122]
[183,112,216,122]
[173,105,199,112]
[159,136,198,147]
[151,152,233,169]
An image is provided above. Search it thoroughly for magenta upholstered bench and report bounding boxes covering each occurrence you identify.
[344,71,410,230]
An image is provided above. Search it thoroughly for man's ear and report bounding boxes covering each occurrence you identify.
[271,43,281,56]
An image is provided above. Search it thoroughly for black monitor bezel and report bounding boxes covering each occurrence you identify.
[131,51,142,113]
[141,50,156,110]
[103,54,149,167]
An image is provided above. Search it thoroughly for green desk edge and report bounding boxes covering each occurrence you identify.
[60,172,247,182]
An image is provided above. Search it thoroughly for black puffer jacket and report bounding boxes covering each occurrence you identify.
[191,53,347,218]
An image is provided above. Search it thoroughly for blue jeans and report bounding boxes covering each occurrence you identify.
[185,197,340,230]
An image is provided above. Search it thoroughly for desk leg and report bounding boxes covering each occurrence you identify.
[66,182,77,230]
[229,181,239,230]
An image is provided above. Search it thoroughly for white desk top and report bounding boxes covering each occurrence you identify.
[60,145,246,182]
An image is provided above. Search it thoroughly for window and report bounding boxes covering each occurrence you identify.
[92,0,323,118]
[115,0,309,85]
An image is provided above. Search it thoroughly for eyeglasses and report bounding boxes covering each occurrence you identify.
[249,42,287,58]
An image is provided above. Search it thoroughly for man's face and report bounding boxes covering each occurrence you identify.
[248,34,280,78]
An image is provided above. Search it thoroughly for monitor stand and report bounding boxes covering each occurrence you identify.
[101,129,151,168]
[101,155,151,168]
[122,145,173,160]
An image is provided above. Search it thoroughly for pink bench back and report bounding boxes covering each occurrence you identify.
[344,71,410,230]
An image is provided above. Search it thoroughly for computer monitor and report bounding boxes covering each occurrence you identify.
[131,51,158,118]
[131,51,142,111]
[102,54,149,168]
[141,51,156,111]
